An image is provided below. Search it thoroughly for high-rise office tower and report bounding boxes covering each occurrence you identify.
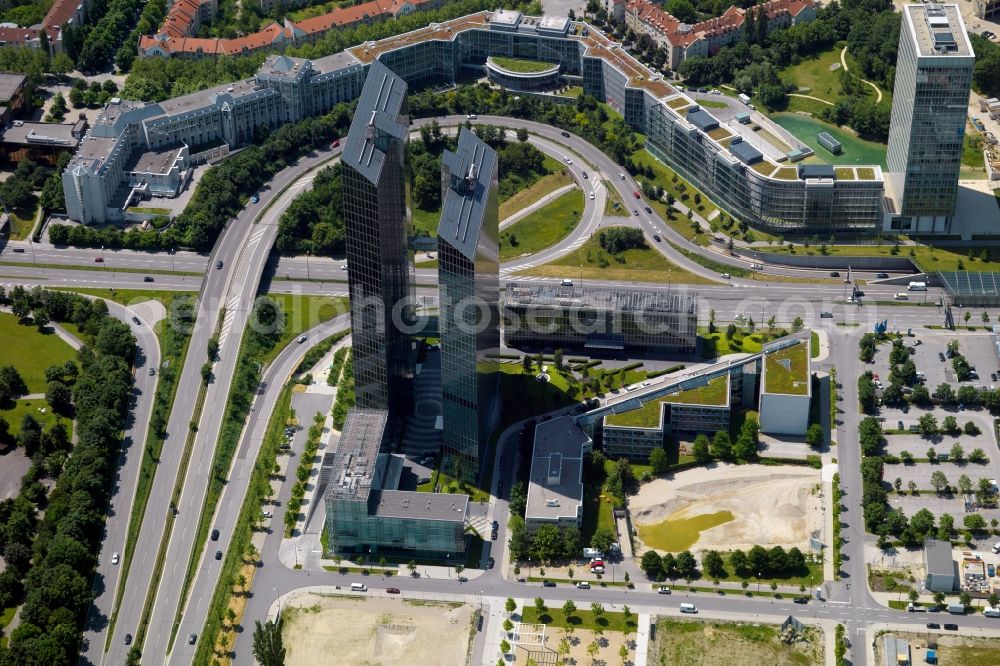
[341,61,414,414]
[438,127,501,482]
[885,4,974,234]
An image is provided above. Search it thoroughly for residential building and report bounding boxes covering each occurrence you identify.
[438,127,501,482]
[503,283,698,355]
[602,374,735,460]
[0,0,89,52]
[0,73,28,127]
[623,0,817,71]
[322,409,467,559]
[62,9,888,233]
[758,338,810,435]
[885,4,975,234]
[924,538,957,592]
[976,0,1000,21]
[525,416,592,532]
[341,59,414,416]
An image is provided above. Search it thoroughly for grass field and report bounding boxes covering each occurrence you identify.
[521,606,638,633]
[697,99,729,109]
[632,148,718,217]
[499,169,573,220]
[637,510,735,552]
[6,201,38,241]
[488,56,556,73]
[500,189,583,261]
[780,46,849,102]
[261,294,349,365]
[0,397,72,439]
[764,341,809,395]
[520,228,719,285]
[412,205,440,237]
[962,129,987,179]
[653,618,824,665]
[771,112,887,167]
[603,180,627,216]
[763,241,1000,273]
[698,327,790,359]
[0,312,77,393]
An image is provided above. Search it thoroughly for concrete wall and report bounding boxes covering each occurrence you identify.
[740,248,918,271]
[759,392,809,435]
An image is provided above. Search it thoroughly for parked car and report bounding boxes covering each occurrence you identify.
[251,193,260,204]
[542,580,556,587]
[487,557,495,569]
[657,586,671,594]
[943,624,959,631]
[926,623,940,629]
[332,139,340,147]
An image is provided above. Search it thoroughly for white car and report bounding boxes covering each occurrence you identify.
[720,273,731,280]
[297,335,307,343]
[576,581,590,589]
[564,157,573,165]
[261,510,272,519]
[657,586,671,594]
[589,192,595,200]
[111,552,120,565]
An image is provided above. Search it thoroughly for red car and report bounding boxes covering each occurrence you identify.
[386,587,400,594]
[633,191,641,199]
[332,139,340,147]
[94,257,104,263]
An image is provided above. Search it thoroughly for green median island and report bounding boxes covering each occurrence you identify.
[488,56,557,73]
[604,375,729,428]
[764,342,808,395]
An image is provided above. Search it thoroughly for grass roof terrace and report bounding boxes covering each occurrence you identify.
[348,12,489,63]
[764,341,809,395]
[604,375,730,428]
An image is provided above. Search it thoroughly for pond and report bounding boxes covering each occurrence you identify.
[636,509,735,552]
[770,113,887,168]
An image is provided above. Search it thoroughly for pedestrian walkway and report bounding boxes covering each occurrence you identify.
[634,614,651,666]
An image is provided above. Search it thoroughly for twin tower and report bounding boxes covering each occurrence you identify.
[340,61,500,483]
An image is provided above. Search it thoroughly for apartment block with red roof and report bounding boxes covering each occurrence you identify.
[0,0,90,52]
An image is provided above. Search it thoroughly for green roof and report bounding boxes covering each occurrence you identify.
[488,56,557,73]
[763,342,809,395]
[604,375,729,428]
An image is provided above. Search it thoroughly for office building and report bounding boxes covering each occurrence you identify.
[341,60,414,415]
[438,127,501,482]
[503,282,698,355]
[923,538,957,592]
[758,338,810,436]
[62,9,888,233]
[322,409,467,559]
[0,73,28,127]
[525,416,592,532]
[885,4,974,234]
[976,0,1000,21]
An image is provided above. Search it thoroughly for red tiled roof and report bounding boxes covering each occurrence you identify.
[627,0,814,48]
[0,26,37,44]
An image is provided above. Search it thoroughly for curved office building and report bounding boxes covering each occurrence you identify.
[485,56,561,91]
[63,8,885,232]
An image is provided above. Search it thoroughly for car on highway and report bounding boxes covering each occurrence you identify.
[214,550,222,560]
[793,597,808,604]
[829,271,840,277]
[542,580,556,587]
[124,633,132,645]
[633,209,639,215]
[875,272,889,279]
[619,172,625,179]
[188,634,197,645]
[216,260,224,269]
[943,624,958,631]
[467,114,477,120]
[94,257,104,262]
[926,623,940,629]
[297,335,307,343]
[492,520,499,530]
[419,454,435,465]
[112,552,120,565]
[576,581,590,589]
[645,206,652,213]
[939,352,946,362]
[12,247,23,253]
[564,157,573,165]
[589,192,595,200]
[657,586,671,594]
[133,316,142,325]
[561,131,570,137]
[148,368,156,376]
[144,276,154,282]
[720,273,731,280]
[251,193,260,204]
[386,587,401,594]
[211,529,220,541]
[581,171,588,179]
[633,191,641,199]
[820,311,833,318]
[653,235,661,242]
[262,510,272,518]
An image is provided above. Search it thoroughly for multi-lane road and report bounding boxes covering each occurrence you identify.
[0,115,955,666]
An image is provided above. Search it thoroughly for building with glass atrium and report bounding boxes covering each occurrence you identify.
[341,60,414,416]
[884,4,974,234]
[438,127,501,483]
[322,409,468,559]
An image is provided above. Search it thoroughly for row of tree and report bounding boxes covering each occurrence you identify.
[641,544,808,581]
[685,418,760,464]
[0,287,135,665]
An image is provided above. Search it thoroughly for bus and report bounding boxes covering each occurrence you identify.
[908,281,927,291]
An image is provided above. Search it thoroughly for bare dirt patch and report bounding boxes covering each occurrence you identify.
[630,463,822,554]
[281,593,473,666]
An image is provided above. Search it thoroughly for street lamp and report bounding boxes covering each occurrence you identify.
[306,250,311,280]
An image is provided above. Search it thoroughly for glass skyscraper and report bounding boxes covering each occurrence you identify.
[437,127,501,483]
[885,4,974,234]
[341,60,414,415]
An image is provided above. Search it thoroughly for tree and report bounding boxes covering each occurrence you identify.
[733,416,759,461]
[591,526,615,551]
[649,446,670,474]
[505,597,517,615]
[692,434,711,463]
[661,552,678,579]
[522,355,533,374]
[534,597,547,615]
[587,639,600,663]
[963,513,987,531]
[500,639,511,655]
[958,474,973,495]
[252,618,286,666]
[930,470,949,493]
[710,431,732,460]
[0,365,27,403]
[702,550,726,580]
[805,423,824,449]
[919,413,938,435]
[933,383,956,404]
[792,315,804,332]
[590,602,605,622]
[857,375,877,413]
[641,550,663,579]
[562,599,577,620]
[676,550,698,580]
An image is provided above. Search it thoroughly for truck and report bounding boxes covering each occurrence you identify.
[582,548,604,560]
[738,93,751,105]
[984,607,1000,618]
[908,281,927,291]
[947,603,966,614]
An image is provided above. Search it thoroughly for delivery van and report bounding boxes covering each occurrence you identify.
[680,603,698,614]
[351,583,368,592]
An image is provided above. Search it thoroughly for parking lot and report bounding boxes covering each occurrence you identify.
[871,330,1000,538]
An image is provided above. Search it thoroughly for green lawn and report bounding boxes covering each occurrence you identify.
[500,188,583,261]
[810,331,820,359]
[780,45,849,102]
[0,397,72,439]
[603,180,627,216]
[770,112,887,168]
[499,169,573,220]
[654,618,824,665]
[0,312,77,393]
[698,327,790,359]
[697,99,728,109]
[417,468,490,503]
[764,341,809,395]
[521,607,638,633]
[631,148,718,216]
[763,242,1000,273]
[938,643,1000,666]
[520,227,719,285]
[488,56,556,73]
[637,510,735,552]
[715,552,824,587]
[605,375,729,428]
[261,294,349,366]
[962,129,987,179]
[412,205,440,237]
